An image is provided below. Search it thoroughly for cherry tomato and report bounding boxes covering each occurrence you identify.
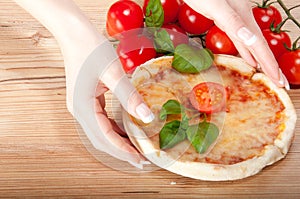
[189,82,227,114]
[178,3,214,35]
[262,29,291,60]
[106,0,144,39]
[162,24,189,47]
[205,26,238,55]
[143,0,182,24]
[117,35,157,74]
[279,49,300,86]
[252,5,282,30]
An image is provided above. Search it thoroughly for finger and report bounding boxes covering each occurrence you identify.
[95,99,145,165]
[95,81,108,98]
[96,41,155,124]
[233,41,256,67]
[109,118,127,137]
[122,137,134,146]
[226,0,287,88]
[184,0,288,88]
[72,40,151,169]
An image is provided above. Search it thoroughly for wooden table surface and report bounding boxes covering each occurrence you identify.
[0,0,299,198]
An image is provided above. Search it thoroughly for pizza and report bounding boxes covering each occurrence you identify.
[122,55,297,181]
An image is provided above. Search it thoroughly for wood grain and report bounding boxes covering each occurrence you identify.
[0,0,299,198]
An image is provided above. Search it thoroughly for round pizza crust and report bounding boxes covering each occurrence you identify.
[122,55,297,181]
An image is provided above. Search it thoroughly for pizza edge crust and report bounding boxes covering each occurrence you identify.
[123,55,297,181]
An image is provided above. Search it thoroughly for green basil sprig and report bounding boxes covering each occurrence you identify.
[172,44,214,74]
[145,0,214,73]
[145,0,164,29]
[159,100,219,154]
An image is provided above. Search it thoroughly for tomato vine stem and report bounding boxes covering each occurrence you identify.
[276,0,300,29]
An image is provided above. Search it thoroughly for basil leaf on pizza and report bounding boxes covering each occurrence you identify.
[159,120,187,149]
[159,99,184,120]
[186,122,219,154]
[159,98,218,153]
[154,29,175,55]
[172,44,214,73]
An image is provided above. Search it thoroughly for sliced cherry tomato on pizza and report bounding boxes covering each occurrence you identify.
[262,29,291,60]
[279,49,300,87]
[117,35,157,74]
[189,82,227,114]
[205,25,238,55]
[143,0,182,24]
[178,3,214,35]
[252,5,282,30]
[106,0,144,39]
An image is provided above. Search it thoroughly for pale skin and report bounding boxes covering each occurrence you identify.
[14,0,289,168]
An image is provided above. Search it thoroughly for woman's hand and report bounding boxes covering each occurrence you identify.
[14,0,153,169]
[184,0,290,89]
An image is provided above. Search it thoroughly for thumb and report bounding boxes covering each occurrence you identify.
[185,0,253,45]
[97,41,155,124]
[112,75,155,124]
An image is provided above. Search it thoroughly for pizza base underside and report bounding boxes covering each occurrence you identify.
[123,55,297,181]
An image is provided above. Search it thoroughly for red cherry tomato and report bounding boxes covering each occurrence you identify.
[178,3,214,35]
[205,26,238,55]
[143,0,182,24]
[279,49,300,86]
[106,0,144,39]
[262,29,291,60]
[189,82,227,114]
[162,24,189,47]
[117,35,157,74]
[252,5,282,30]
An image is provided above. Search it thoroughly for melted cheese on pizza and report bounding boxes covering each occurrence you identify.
[135,64,285,165]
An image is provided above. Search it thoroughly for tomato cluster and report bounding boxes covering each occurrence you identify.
[252,1,299,87]
[106,0,299,87]
[252,3,291,59]
[106,0,227,74]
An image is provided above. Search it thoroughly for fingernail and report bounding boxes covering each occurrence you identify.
[279,69,290,90]
[136,103,155,123]
[237,27,257,46]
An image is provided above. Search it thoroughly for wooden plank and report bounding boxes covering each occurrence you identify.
[0,0,299,198]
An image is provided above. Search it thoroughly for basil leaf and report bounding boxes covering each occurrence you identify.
[172,44,214,73]
[159,120,187,150]
[180,113,190,131]
[186,121,219,154]
[159,100,183,120]
[154,29,175,54]
[145,0,164,29]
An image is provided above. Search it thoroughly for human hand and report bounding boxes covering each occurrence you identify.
[70,41,154,169]
[14,0,154,169]
[183,0,290,89]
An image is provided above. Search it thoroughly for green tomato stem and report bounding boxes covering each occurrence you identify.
[273,17,289,32]
[292,36,300,50]
[288,4,300,11]
[261,0,272,8]
[276,0,300,29]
